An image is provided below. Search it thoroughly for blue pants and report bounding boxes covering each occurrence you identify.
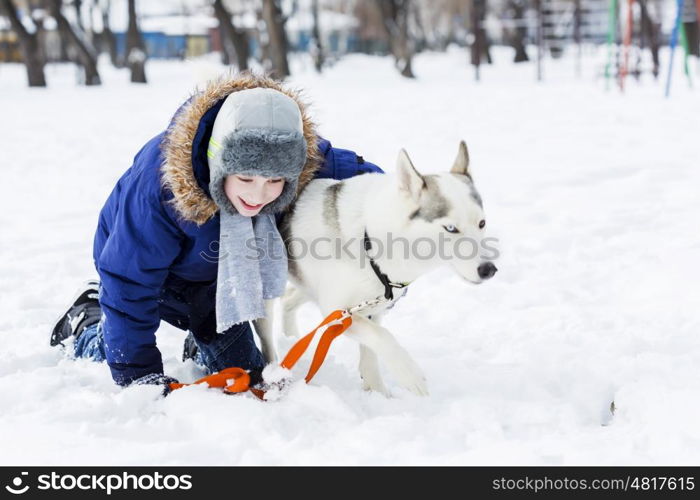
[74,320,263,375]
[73,277,265,376]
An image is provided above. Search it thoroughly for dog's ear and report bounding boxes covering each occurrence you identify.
[397,149,424,202]
[450,140,471,178]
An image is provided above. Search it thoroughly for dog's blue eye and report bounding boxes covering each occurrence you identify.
[479,220,486,229]
[443,224,459,234]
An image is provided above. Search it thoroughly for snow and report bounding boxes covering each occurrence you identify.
[1,46,699,465]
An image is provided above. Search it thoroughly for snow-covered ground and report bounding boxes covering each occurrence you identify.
[1,47,699,465]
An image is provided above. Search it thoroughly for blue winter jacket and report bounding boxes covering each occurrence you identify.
[92,77,383,386]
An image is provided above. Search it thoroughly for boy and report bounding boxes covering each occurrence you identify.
[50,74,383,392]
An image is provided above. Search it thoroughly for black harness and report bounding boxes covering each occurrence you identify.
[363,229,410,301]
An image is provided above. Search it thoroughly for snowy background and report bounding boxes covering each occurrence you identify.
[1,47,699,465]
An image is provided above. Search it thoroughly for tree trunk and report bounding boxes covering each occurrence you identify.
[509,0,528,62]
[33,8,49,63]
[376,0,415,78]
[470,0,481,80]
[311,0,324,72]
[213,0,249,71]
[58,26,70,61]
[1,0,46,86]
[218,26,230,65]
[535,0,543,81]
[261,0,290,79]
[469,0,491,75]
[74,0,84,32]
[229,28,249,70]
[99,0,120,67]
[396,0,415,76]
[213,0,233,66]
[638,0,660,78]
[253,7,271,68]
[86,0,96,47]
[46,0,101,85]
[573,0,581,74]
[126,0,146,83]
[476,0,491,64]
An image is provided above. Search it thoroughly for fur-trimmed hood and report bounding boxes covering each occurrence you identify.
[160,73,323,226]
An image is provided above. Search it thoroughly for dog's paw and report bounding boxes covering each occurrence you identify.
[401,376,429,397]
[362,376,391,397]
[385,356,429,396]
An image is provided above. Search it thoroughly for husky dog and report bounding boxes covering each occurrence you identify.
[253,141,497,396]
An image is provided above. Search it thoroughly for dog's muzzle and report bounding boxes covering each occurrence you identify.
[477,262,498,280]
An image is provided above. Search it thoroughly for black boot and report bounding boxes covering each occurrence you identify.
[182,332,200,362]
[50,280,102,347]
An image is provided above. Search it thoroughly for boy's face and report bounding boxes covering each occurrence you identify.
[224,174,286,216]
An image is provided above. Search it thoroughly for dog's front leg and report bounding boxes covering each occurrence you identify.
[253,298,277,363]
[281,285,310,338]
[358,313,389,396]
[359,345,390,396]
[345,314,428,396]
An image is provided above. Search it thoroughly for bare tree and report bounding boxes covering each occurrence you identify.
[85,0,98,47]
[253,6,271,68]
[1,0,46,86]
[261,0,290,78]
[469,0,491,75]
[46,0,101,85]
[98,0,119,67]
[125,0,146,82]
[375,0,415,78]
[534,0,543,81]
[572,0,581,74]
[638,0,660,78]
[310,0,324,72]
[213,0,249,71]
[73,0,84,32]
[507,0,528,63]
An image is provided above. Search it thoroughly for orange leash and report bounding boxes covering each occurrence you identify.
[280,309,352,382]
[168,366,251,393]
[168,309,353,397]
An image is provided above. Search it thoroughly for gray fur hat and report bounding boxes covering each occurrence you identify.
[208,87,308,215]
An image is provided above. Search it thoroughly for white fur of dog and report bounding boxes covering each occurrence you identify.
[253,141,496,396]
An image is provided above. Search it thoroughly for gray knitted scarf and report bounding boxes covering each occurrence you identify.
[207,88,307,334]
[215,209,288,333]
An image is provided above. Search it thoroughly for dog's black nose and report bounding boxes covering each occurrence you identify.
[477,262,497,280]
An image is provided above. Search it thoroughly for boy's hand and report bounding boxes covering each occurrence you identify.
[131,373,180,397]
